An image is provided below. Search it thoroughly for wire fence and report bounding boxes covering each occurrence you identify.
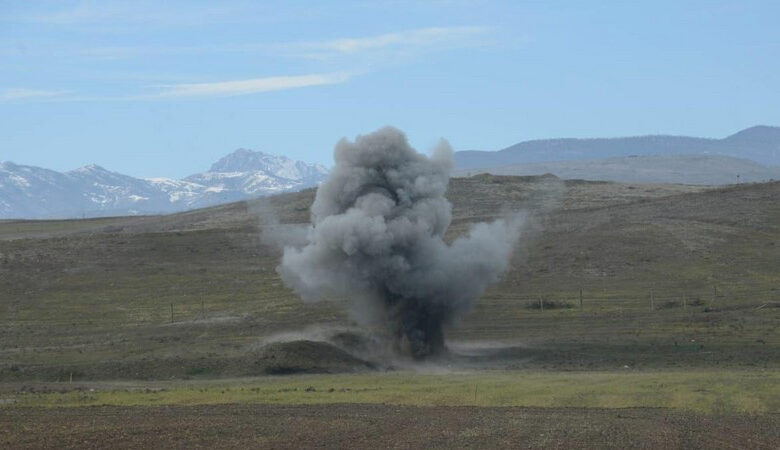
[1,286,777,330]
[0,285,776,380]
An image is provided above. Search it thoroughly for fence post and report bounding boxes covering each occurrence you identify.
[539,294,544,311]
[650,289,655,311]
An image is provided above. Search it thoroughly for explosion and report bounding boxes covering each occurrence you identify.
[279,127,521,358]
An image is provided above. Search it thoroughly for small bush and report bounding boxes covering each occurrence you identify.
[186,367,207,376]
[526,300,573,310]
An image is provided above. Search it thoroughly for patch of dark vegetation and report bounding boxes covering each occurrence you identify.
[658,298,707,309]
[526,300,574,310]
[564,179,612,186]
[185,367,208,376]
[256,340,375,375]
[472,173,560,184]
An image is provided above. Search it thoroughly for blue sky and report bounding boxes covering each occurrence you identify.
[1,1,778,178]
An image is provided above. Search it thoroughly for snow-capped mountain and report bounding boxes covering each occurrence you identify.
[185,149,327,196]
[207,148,327,182]
[0,149,328,219]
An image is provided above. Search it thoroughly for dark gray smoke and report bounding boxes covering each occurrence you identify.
[279,127,522,359]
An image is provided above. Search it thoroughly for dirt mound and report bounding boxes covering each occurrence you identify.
[328,330,388,355]
[255,340,374,375]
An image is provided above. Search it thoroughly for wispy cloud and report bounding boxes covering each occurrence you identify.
[0,26,495,101]
[147,72,352,99]
[282,26,493,57]
[0,88,69,101]
[0,73,352,103]
[63,26,494,60]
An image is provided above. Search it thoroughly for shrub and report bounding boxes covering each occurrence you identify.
[526,300,573,310]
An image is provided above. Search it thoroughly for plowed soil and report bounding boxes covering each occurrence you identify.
[2,404,778,449]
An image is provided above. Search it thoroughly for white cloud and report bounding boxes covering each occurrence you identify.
[0,88,69,101]
[0,26,494,101]
[285,26,493,56]
[148,72,352,99]
[62,26,494,60]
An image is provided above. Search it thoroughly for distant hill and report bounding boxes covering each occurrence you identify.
[455,125,780,169]
[454,154,780,185]
[0,149,327,219]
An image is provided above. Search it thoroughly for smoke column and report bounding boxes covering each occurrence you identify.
[279,127,522,358]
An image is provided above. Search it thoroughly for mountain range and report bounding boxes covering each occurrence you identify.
[0,149,327,219]
[455,125,780,168]
[2,125,779,219]
[454,154,780,185]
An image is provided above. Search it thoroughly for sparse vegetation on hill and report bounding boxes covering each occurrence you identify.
[0,175,777,381]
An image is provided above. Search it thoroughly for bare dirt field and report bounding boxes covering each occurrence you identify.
[3,403,778,449]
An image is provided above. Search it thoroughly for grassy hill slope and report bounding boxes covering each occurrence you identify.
[0,176,777,380]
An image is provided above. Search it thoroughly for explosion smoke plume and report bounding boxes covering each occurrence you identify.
[279,127,522,358]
